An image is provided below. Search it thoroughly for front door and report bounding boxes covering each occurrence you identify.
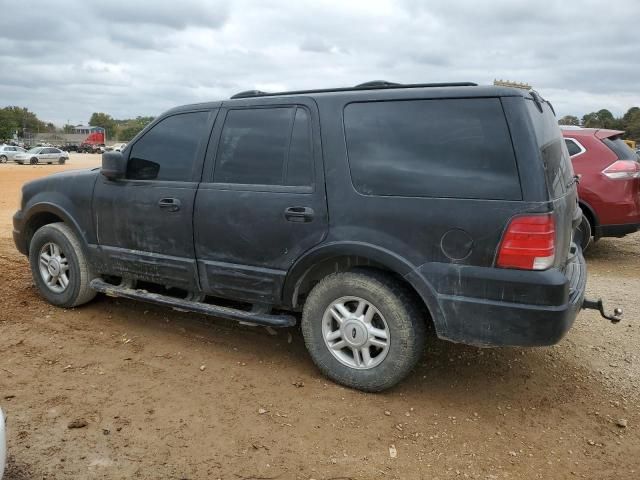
[93,109,216,290]
[194,99,328,305]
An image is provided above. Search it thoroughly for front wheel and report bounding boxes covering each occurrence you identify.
[0,155,7,163]
[301,271,426,392]
[58,157,66,164]
[30,157,38,165]
[29,223,96,308]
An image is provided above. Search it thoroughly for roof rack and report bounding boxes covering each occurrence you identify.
[229,80,478,99]
[230,89,269,99]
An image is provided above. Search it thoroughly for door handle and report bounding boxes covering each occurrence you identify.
[158,197,181,212]
[284,206,314,223]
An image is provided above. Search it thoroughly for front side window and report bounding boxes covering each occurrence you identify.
[344,98,521,200]
[214,106,313,186]
[127,111,210,181]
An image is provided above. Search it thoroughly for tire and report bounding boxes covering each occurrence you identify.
[301,271,426,392]
[30,157,38,165]
[575,214,592,252]
[29,222,97,308]
[0,155,7,163]
[58,157,66,165]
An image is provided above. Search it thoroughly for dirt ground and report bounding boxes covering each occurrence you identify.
[0,154,639,479]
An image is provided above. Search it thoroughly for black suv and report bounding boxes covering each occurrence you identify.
[13,82,608,391]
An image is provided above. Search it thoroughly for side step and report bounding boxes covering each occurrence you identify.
[90,279,296,327]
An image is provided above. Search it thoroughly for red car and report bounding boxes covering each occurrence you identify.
[562,126,640,249]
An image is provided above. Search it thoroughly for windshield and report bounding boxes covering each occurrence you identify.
[27,147,40,153]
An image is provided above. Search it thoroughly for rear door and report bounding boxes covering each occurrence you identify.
[194,98,328,305]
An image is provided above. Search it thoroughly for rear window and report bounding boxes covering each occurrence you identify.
[343,98,521,200]
[525,98,574,198]
[602,136,638,161]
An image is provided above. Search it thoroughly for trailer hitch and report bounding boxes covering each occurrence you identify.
[582,298,623,323]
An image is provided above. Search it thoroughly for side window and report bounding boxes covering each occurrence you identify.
[565,138,583,157]
[344,98,521,200]
[127,111,210,181]
[214,107,313,186]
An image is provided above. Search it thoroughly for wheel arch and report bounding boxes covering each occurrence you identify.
[22,203,86,255]
[283,242,442,327]
[578,201,599,236]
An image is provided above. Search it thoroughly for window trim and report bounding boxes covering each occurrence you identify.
[210,104,315,190]
[564,137,586,158]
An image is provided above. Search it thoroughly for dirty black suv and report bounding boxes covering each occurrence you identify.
[14,81,597,391]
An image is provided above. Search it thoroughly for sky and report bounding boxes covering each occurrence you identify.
[1,0,639,126]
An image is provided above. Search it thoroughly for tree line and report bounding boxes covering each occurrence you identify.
[0,106,153,143]
[0,106,53,139]
[83,112,155,142]
[558,107,640,140]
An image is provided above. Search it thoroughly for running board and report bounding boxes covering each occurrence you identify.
[90,279,296,327]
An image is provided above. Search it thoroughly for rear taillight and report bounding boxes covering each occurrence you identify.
[497,214,555,270]
[602,160,640,180]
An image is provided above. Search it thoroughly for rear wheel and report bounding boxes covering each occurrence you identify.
[301,271,426,392]
[30,157,38,165]
[29,223,96,308]
[0,155,7,163]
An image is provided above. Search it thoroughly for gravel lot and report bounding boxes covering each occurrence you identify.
[0,154,638,479]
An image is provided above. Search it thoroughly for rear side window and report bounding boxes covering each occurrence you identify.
[127,111,210,181]
[214,107,313,186]
[525,99,574,198]
[564,138,583,157]
[602,136,638,160]
[343,98,521,200]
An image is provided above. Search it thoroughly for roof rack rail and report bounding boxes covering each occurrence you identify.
[230,90,269,99]
[229,81,478,100]
[354,80,402,88]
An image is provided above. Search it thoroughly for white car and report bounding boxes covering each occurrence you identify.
[14,147,69,165]
[0,145,26,163]
[0,408,5,479]
[106,143,127,152]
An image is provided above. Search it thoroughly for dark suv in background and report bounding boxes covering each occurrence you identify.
[14,82,612,391]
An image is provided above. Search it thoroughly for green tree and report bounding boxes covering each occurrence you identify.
[558,115,579,126]
[626,110,640,142]
[0,109,19,139]
[115,116,154,141]
[62,124,75,133]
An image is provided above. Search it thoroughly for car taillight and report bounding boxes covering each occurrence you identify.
[602,160,640,180]
[497,214,555,270]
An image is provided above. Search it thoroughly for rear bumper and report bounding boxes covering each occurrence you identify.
[406,248,586,347]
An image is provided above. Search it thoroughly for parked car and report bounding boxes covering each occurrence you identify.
[561,127,640,248]
[0,145,26,163]
[13,82,619,391]
[14,147,69,165]
[105,143,127,152]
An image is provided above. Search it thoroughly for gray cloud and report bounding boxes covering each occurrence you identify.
[0,0,639,125]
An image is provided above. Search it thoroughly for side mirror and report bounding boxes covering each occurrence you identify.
[101,151,126,180]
